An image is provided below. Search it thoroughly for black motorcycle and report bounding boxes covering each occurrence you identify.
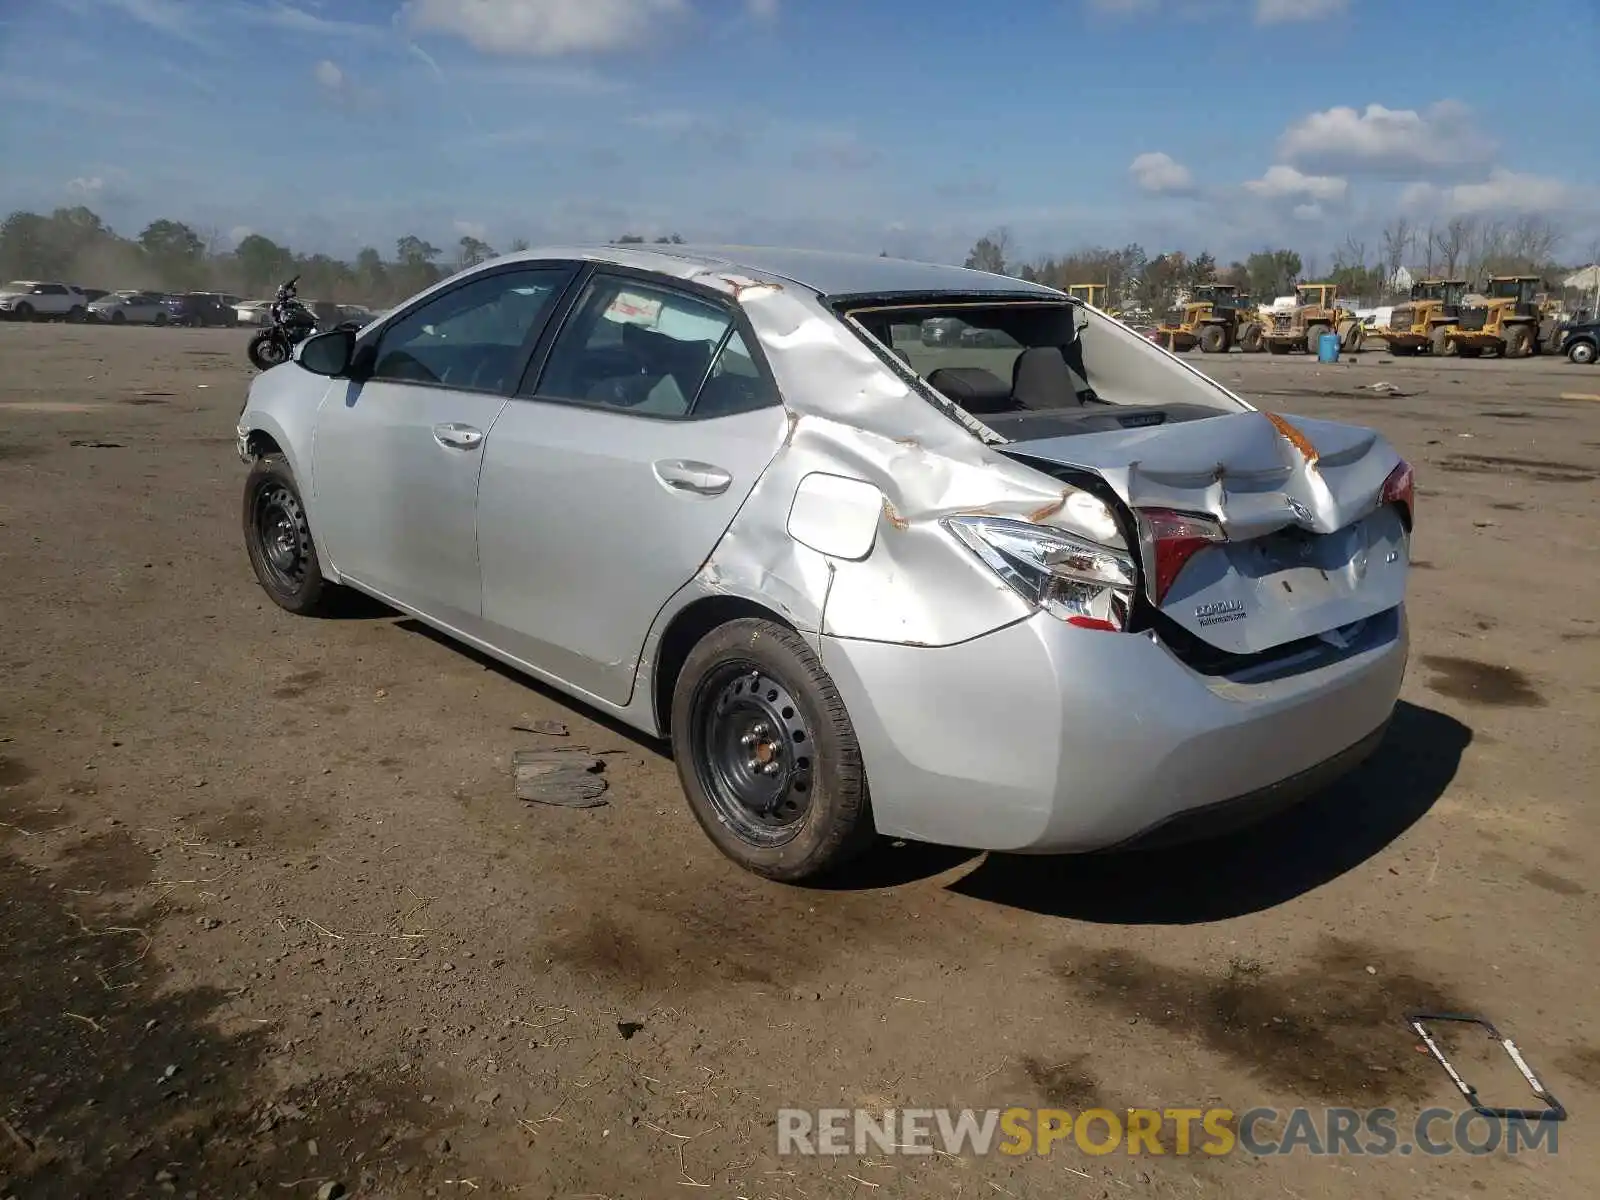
[247,275,319,370]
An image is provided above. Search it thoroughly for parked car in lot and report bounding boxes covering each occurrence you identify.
[237,246,1414,882]
[0,280,90,321]
[79,287,109,304]
[337,303,380,326]
[1560,316,1599,364]
[88,289,172,324]
[163,291,237,327]
[234,299,275,326]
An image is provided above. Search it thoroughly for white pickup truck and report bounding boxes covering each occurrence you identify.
[0,281,91,322]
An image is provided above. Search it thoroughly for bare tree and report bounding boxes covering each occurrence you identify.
[1503,216,1562,274]
[1422,222,1438,277]
[1469,219,1508,281]
[1381,217,1415,293]
[1432,217,1477,280]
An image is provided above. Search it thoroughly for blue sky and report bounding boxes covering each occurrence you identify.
[2,0,1597,266]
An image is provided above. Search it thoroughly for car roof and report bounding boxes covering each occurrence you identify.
[489,244,1065,301]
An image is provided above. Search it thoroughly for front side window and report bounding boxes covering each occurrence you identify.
[535,276,735,418]
[370,267,570,393]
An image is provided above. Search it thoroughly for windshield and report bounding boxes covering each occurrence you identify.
[845,298,1247,437]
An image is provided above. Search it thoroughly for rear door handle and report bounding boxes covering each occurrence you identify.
[432,422,484,450]
[653,459,732,496]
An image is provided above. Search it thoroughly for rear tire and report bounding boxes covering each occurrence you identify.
[1305,322,1331,355]
[1458,346,1483,359]
[67,305,86,323]
[1267,339,1291,355]
[1430,327,1456,357]
[671,618,875,883]
[1199,324,1228,353]
[1503,325,1534,359]
[111,310,126,325]
[154,311,168,326]
[1238,323,1264,353]
[242,453,333,615]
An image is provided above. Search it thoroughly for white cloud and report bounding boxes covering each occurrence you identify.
[1278,101,1495,179]
[1087,0,1345,17]
[402,0,689,56]
[1404,169,1583,217]
[1128,151,1194,195]
[746,0,778,18]
[228,225,255,245]
[1292,203,1324,221]
[1243,164,1347,203]
[313,59,345,92]
[1256,0,1346,22]
[67,175,105,197]
[454,219,490,241]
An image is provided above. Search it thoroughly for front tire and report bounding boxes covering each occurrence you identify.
[1570,340,1598,365]
[1503,325,1534,359]
[13,301,34,321]
[111,310,126,325]
[671,618,875,883]
[242,453,332,615]
[1199,324,1228,353]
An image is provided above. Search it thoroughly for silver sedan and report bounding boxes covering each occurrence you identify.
[236,246,1413,881]
[88,290,171,325]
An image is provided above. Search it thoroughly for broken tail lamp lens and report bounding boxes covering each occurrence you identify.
[1138,508,1227,605]
[942,516,1136,631]
[1382,459,1415,530]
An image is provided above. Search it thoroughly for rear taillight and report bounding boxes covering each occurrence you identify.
[1382,460,1414,529]
[1139,508,1227,605]
[942,515,1137,632]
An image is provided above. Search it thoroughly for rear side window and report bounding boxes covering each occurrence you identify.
[370,267,570,393]
[535,276,737,418]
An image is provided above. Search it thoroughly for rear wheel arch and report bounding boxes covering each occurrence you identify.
[651,595,805,737]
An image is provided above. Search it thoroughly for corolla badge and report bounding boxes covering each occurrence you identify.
[1195,598,1247,626]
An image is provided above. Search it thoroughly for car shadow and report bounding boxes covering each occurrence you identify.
[306,589,398,621]
[939,701,1470,924]
[392,618,673,755]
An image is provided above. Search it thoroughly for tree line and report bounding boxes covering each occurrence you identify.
[0,204,697,305]
[1,202,1586,313]
[965,215,1585,318]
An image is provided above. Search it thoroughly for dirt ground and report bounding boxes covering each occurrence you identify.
[2,323,1597,1200]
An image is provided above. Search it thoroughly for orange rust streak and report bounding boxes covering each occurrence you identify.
[1265,411,1320,465]
[1028,491,1070,523]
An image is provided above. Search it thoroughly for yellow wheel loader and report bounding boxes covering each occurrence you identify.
[1261,283,1365,355]
[1153,284,1261,354]
[1378,278,1468,357]
[1448,276,1554,359]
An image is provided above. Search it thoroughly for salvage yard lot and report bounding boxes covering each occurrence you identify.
[2,322,1597,1199]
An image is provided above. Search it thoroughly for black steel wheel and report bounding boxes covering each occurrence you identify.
[242,453,330,614]
[248,330,289,370]
[671,618,874,882]
[691,662,815,845]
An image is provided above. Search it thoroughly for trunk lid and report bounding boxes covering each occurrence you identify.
[1003,409,1410,655]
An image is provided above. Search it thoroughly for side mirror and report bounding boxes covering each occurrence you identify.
[296,328,356,378]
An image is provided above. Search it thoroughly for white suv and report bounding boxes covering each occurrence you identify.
[0,281,90,322]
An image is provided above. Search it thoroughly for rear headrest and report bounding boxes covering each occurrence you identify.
[925,366,1014,414]
[1011,346,1079,409]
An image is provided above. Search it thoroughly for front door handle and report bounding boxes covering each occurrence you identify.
[432,422,484,450]
[653,459,733,496]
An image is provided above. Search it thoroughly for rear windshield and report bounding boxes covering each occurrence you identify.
[844,299,1246,438]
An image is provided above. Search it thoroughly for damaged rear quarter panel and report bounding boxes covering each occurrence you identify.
[684,281,1125,648]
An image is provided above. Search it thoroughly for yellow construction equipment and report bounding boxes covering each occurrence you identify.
[1448,276,1555,358]
[1153,284,1262,354]
[1378,278,1468,356]
[1067,283,1107,308]
[1262,283,1365,355]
